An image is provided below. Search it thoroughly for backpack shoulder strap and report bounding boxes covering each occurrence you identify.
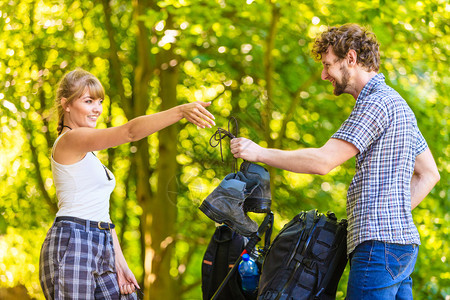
[202,225,232,299]
[294,209,319,266]
[313,217,348,299]
[205,225,248,300]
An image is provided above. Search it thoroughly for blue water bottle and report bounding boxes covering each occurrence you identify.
[238,253,259,294]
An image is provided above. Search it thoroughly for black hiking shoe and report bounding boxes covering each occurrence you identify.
[240,162,272,213]
[199,173,258,236]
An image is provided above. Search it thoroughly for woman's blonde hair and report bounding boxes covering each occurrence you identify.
[55,68,105,134]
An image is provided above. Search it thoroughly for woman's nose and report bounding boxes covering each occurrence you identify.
[93,101,102,113]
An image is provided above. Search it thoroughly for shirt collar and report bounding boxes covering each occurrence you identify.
[356,73,385,103]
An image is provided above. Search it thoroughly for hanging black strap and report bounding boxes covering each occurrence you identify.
[209,117,239,173]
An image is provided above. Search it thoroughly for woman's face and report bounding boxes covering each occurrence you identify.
[65,89,103,128]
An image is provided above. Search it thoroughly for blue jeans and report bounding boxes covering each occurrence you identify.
[347,240,419,300]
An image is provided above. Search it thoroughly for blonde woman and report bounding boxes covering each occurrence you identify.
[39,68,215,299]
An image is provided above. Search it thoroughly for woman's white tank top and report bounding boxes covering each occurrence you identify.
[52,132,115,222]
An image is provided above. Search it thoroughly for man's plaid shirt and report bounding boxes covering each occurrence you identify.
[332,73,428,255]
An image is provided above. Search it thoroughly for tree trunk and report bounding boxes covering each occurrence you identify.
[262,2,281,192]
[145,46,180,298]
[262,2,280,149]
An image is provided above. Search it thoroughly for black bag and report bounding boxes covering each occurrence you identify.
[202,225,254,300]
[257,209,348,300]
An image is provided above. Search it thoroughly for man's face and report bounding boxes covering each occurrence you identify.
[321,47,350,96]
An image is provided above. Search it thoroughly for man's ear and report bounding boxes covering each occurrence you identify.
[347,49,358,66]
[61,97,70,112]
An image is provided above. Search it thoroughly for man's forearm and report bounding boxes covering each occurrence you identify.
[410,149,440,210]
[259,147,329,175]
[411,174,439,209]
[231,137,358,175]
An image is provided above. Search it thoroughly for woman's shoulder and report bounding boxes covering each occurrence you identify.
[52,131,90,165]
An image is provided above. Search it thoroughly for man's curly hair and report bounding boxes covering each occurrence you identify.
[312,24,380,72]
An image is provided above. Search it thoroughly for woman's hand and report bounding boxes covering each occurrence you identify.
[111,229,140,295]
[116,264,140,295]
[230,137,263,162]
[179,101,215,128]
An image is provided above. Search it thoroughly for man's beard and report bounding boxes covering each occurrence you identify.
[333,65,350,96]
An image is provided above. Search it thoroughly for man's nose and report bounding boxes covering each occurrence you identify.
[321,68,329,81]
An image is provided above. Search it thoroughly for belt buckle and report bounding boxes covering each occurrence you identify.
[97,221,111,230]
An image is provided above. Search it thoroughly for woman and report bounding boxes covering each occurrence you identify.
[39,68,215,299]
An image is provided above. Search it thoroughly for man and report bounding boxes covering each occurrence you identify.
[230,23,439,299]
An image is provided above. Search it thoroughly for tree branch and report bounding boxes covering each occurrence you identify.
[274,72,321,149]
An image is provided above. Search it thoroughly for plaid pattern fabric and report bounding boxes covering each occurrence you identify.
[39,220,138,299]
[332,73,428,255]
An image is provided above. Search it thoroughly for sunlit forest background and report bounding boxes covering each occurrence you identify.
[0,0,448,299]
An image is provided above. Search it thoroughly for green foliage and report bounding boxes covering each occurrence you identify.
[0,0,448,299]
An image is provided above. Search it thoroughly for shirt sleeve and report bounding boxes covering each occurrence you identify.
[332,98,388,153]
[415,127,428,156]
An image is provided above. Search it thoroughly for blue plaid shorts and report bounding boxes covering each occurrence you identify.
[39,218,138,300]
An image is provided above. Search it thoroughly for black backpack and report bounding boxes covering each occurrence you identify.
[202,225,255,300]
[257,209,348,300]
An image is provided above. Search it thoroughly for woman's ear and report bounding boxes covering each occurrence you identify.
[61,97,70,112]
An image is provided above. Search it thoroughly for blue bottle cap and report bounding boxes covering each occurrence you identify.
[242,253,250,261]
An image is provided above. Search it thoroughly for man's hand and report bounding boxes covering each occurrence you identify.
[230,137,263,162]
